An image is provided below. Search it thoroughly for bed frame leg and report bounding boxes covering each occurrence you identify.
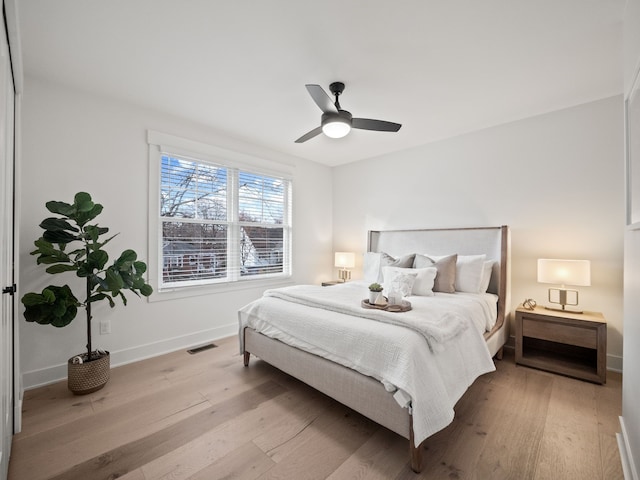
[242,327,251,367]
[409,417,423,473]
[495,346,504,360]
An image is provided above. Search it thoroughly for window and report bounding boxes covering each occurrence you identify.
[149,131,292,292]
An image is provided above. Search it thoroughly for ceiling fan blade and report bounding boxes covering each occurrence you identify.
[352,118,402,132]
[306,84,338,114]
[295,126,323,143]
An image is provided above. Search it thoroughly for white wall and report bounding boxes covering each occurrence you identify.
[622,0,640,477]
[18,77,333,388]
[333,96,624,368]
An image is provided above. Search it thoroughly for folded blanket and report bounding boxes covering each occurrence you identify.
[264,283,468,351]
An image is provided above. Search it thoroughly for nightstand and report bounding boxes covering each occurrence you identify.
[515,305,607,384]
[321,280,343,286]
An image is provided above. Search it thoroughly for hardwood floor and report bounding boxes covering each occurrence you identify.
[8,336,623,480]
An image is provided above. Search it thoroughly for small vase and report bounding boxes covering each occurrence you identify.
[369,291,382,304]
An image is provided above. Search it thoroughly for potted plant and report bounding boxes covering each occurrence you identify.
[368,282,384,305]
[21,192,153,394]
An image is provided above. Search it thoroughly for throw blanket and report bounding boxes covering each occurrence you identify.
[264,283,469,351]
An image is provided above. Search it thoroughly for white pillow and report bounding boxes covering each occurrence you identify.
[382,267,417,297]
[455,255,487,292]
[364,252,415,284]
[478,261,495,293]
[363,252,382,283]
[426,253,487,293]
[382,266,436,296]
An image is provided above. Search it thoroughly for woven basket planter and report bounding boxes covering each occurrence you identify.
[67,351,110,395]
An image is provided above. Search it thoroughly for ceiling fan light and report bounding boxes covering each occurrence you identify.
[322,118,351,138]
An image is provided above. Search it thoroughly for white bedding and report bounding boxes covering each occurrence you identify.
[264,284,472,351]
[238,280,497,446]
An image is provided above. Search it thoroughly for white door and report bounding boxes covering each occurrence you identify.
[0,12,15,479]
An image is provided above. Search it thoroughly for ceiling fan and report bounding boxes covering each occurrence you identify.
[295,82,402,143]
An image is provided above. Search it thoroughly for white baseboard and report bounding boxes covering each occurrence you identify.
[13,399,22,434]
[21,323,238,390]
[618,416,639,480]
[607,353,623,373]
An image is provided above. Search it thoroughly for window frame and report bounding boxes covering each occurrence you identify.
[148,131,294,301]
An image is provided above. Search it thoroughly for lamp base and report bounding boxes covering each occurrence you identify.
[544,305,584,314]
[546,288,582,313]
[338,269,351,282]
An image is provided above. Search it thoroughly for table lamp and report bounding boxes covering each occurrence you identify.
[537,259,591,313]
[335,252,355,282]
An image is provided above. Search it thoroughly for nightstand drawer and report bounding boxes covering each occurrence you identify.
[522,317,597,349]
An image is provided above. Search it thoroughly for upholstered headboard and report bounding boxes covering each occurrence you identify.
[367,226,511,334]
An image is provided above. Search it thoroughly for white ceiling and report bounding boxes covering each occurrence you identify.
[17,0,624,167]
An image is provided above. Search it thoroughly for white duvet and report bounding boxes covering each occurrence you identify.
[238,281,497,446]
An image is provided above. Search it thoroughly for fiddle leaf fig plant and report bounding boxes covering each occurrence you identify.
[21,192,153,361]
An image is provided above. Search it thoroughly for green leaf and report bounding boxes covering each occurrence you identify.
[87,203,103,219]
[21,292,49,306]
[36,255,69,265]
[132,276,145,289]
[76,203,103,226]
[32,238,64,256]
[32,239,70,265]
[140,284,153,297]
[52,299,67,316]
[84,225,101,242]
[133,261,147,274]
[84,225,110,243]
[42,288,56,303]
[120,271,133,289]
[116,250,137,267]
[74,192,94,212]
[45,264,78,274]
[45,200,74,216]
[23,304,50,324]
[43,230,78,244]
[88,292,115,308]
[106,267,123,293]
[39,217,79,233]
[87,250,108,271]
[92,274,109,291]
[117,290,128,306]
[88,233,118,252]
[102,233,117,243]
[77,263,91,277]
[70,249,86,262]
[50,305,77,327]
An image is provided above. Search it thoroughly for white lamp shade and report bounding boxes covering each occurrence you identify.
[322,120,351,138]
[537,259,591,286]
[334,252,355,269]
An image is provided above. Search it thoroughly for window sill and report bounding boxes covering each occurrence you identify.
[148,276,294,302]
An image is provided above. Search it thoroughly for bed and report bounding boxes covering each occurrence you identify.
[239,226,510,472]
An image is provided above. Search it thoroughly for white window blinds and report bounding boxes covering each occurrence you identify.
[160,153,291,288]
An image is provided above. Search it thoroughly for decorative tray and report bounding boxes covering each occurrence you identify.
[361,299,412,313]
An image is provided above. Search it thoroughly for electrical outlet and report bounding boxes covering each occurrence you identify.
[100,319,111,335]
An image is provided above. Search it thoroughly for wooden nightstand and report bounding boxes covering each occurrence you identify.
[515,305,607,384]
[321,280,343,286]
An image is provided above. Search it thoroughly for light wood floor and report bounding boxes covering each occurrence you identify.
[9,336,623,480]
